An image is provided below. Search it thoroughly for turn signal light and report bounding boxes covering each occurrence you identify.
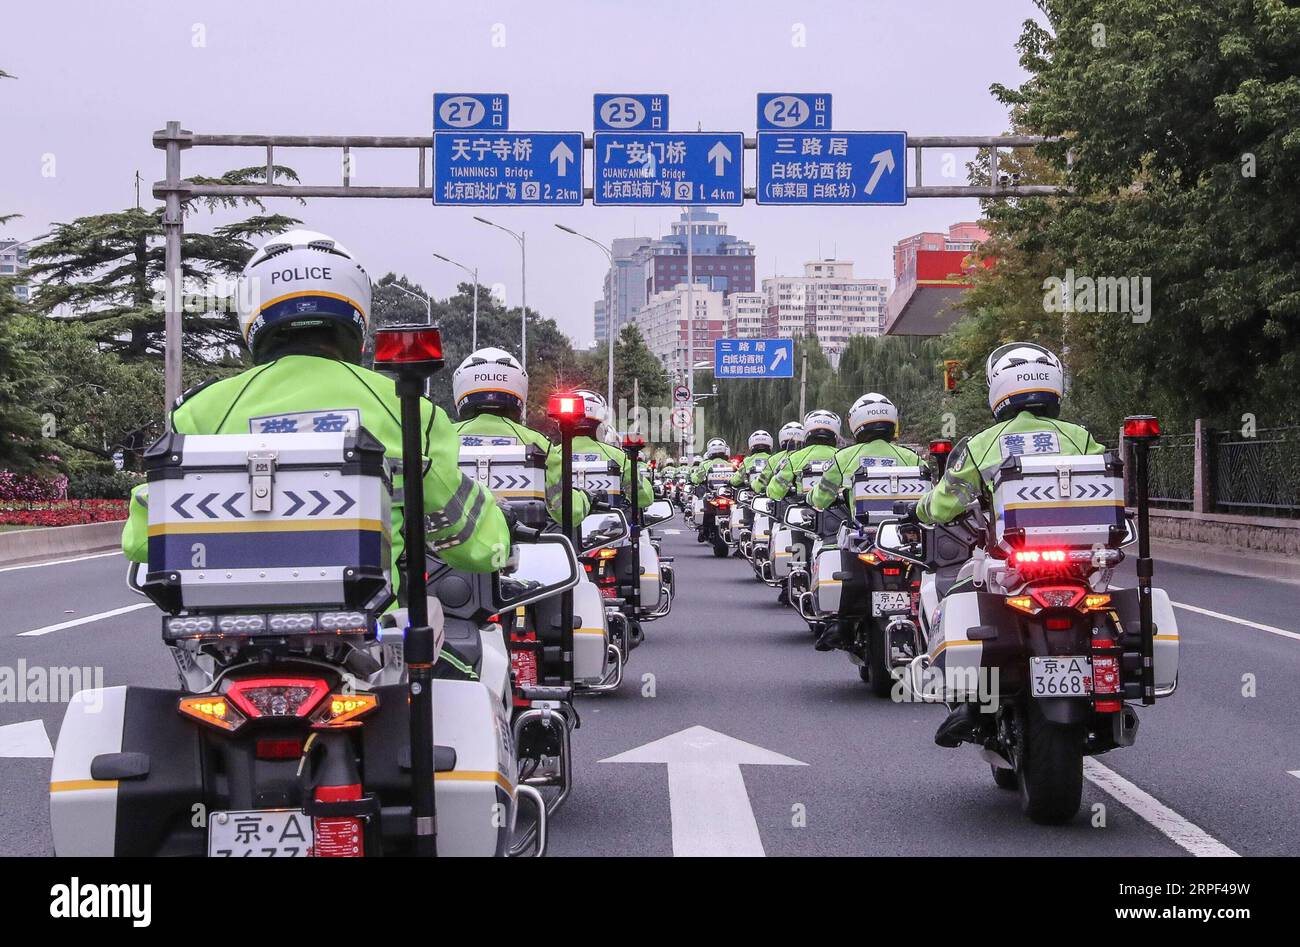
[1082,593,1112,611]
[312,692,380,729]
[178,695,247,732]
[1006,595,1036,614]
[373,326,444,366]
[858,551,880,566]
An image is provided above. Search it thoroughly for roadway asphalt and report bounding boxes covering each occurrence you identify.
[2,530,1298,857]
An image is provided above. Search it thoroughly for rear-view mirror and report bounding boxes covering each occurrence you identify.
[580,509,630,552]
[643,500,675,527]
[495,534,581,610]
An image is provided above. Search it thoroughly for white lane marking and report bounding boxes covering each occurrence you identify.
[1083,758,1238,857]
[0,550,120,574]
[0,719,54,758]
[602,725,805,857]
[664,529,681,535]
[17,602,152,637]
[1171,601,1300,643]
[1288,770,1300,781]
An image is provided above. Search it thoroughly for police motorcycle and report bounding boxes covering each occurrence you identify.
[877,417,1179,824]
[763,458,834,606]
[692,440,739,558]
[51,328,581,857]
[786,461,932,695]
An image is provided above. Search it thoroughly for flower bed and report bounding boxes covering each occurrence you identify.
[0,499,129,528]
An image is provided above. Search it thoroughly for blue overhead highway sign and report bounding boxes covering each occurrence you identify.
[756,131,907,205]
[432,131,583,205]
[593,131,743,206]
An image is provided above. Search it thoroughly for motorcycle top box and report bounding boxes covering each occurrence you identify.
[141,429,393,615]
[990,451,1126,551]
[458,441,548,528]
[573,453,622,499]
[852,464,930,525]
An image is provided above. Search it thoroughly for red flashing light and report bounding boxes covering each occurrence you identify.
[929,439,954,456]
[373,326,444,366]
[1013,548,1068,567]
[1123,415,1161,440]
[548,391,585,423]
[225,677,330,720]
[622,433,646,449]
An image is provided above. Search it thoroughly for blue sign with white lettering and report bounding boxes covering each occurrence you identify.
[594,94,668,131]
[432,131,583,205]
[593,132,743,206]
[756,93,832,131]
[756,131,907,205]
[714,338,795,379]
[433,93,509,131]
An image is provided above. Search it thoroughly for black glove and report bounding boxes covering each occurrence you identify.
[895,500,920,524]
[589,489,611,511]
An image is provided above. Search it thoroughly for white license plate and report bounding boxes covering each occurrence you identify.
[871,591,911,616]
[1030,655,1093,697]
[208,808,314,857]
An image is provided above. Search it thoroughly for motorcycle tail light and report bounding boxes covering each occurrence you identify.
[255,738,304,760]
[226,677,330,720]
[1030,586,1086,610]
[178,695,247,732]
[882,565,902,576]
[1044,616,1074,631]
[312,692,379,729]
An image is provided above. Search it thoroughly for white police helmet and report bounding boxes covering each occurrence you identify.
[238,229,371,363]
[452,347,528,417]
[803,409,842,440]
[778,421,805,448]
[849,392,899,439]
[986,342,1064,421]
[705,437,729,459]
[748,429,774,452]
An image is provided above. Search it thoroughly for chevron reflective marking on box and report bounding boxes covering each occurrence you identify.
[161,489,360,521]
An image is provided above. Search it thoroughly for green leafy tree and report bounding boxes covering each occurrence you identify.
[965,0,1300,434]
[0,277,47,473]
[26,169,301,364]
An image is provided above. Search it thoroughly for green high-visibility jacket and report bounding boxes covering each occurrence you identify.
[121,356,511,590]
[810,440,923,511]
[691,455,735,487]
[767,443,839,501]
[729,450,772,488]
[917,410,1105,525]
[752,449,789,493]
[570,435,652,509]
[452,413,590,527]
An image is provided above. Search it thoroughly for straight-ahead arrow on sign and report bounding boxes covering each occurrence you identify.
[550,140,575,175]
[707,140,733,175]
[601,725,805,856]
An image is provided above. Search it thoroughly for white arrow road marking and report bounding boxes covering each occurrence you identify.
[1289,770,1300,781]
[550,140,575,175]
[601,725,805,857]
[1083,758,1238,857]
[17,602,151,637]
[0,551,120,574]
[0,719,54,758]
[1172,601,1300,643]
[864,148,896,194]
[707,141,733,175]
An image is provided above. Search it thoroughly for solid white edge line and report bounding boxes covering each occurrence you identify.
[17,602,152,637]
[1171,601,1300,642]
[1083,758,1239,857]
[0,550,120,574]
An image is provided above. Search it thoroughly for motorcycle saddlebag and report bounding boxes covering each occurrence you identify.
[51,686,206,856]
[1106,586,1180,695]
[142,429,392,613]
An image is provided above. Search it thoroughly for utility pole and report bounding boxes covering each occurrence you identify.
[799,349,808,419]
[684,207,694,452]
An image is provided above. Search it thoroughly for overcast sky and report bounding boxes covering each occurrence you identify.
[1,0,1040,346]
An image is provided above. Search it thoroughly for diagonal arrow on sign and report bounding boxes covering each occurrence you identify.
[601,725,805,856]
[0,719,53,759]
[864,148,896,195]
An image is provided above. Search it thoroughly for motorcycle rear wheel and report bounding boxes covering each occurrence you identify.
[1017,699,1085,824]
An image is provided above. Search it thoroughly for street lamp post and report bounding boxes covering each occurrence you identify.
[554,224,616,414]
[432,253,478,349]
[473,216,526,369]
[388,282,432,324]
